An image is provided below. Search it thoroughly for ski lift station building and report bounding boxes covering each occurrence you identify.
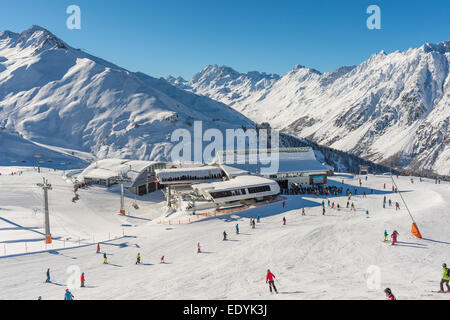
[214,147,333,190]
[77,159,167,195]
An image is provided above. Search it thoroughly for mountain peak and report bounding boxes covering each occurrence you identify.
[15,25,68,52]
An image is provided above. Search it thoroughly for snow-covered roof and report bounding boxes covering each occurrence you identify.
[219,164,250,178]
[155,166,223,182]
[78,159,164,186]
[215,148,332,175]
[192,174,277,192]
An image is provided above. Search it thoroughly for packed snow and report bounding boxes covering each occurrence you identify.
[0,166,448,300]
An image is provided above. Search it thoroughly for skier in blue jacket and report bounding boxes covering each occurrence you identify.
[64,289,74,300]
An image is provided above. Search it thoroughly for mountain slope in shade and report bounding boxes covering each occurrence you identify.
[170,43,450,176]
[0,26,254,162]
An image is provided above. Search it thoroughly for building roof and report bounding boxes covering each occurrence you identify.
[155,166,223,183]
[78,159,164,187]
[192,174,278,192]
[215,148,332,175]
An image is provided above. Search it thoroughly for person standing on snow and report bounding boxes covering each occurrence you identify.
[252,220,256,229]
[266,269,278,294]
[365,210,369,218]
[80,272,85,287]
[384,288,396,300]
[45,268,50,283]
[439,263,450,293]
[322,207,325,215]
[395,202,400,211]
[160,256,165,264]
[351,203,355,211]
[136,252,141,264]
[384,230,388,242]
[223,231,227,241]
[283,217,286,225]
[257,216,260,223]
[302,208,305,216]
[64,289,74,300]
[235,224,239,234]
[391,231,398,245]
[103,253,108,264]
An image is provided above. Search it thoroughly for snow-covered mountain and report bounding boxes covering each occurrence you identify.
[166,65,280,114]
[0,26,254,163]
[170,43,450,176]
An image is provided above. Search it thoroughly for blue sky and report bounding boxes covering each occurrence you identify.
[0,0,449,79]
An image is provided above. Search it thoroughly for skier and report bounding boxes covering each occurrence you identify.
[160,256,165,264]
[351,203,355,211]
[384,288,396,300]
[383,196,386,204]
[327,199,330,207]
[45,268,50,283]
[383,201,386,209]
[395,202,400,211]
[136,252,141,264]
[302,208,305,216]
[346,201,349,208]
[384,230,388,242]
[257,216,260,223]
[197,242,201,253]
[266,269,278,294]
[365,210,369,218]
[64,289,74,300]
[337,204,340,211]
[322,200,325,208]
[235,224,239,234]
[331,202,335,209]
[439,263,450,293]
[252,219,256,229]
[80,272,85,287]
[223,231,227,241]
[96,243,100,253]
[322,207,325,215]
[103,253,108,264]
[391,231,398,245]
[283,217,286,225]
[389,199,392,207]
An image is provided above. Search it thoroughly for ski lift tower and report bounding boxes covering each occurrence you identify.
[37,177,52,243]
[116,174,131,215]
[33,154,44,173]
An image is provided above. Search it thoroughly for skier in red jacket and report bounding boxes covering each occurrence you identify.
[80,272,85,288]
[384,288,396,300]
[266,269,278,294]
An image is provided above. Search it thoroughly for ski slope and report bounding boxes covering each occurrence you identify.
[0,167,449,300]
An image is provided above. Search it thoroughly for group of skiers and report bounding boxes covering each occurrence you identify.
[383,230,399,245]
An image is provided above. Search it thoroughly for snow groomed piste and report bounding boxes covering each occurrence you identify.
[0,166,449,300]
